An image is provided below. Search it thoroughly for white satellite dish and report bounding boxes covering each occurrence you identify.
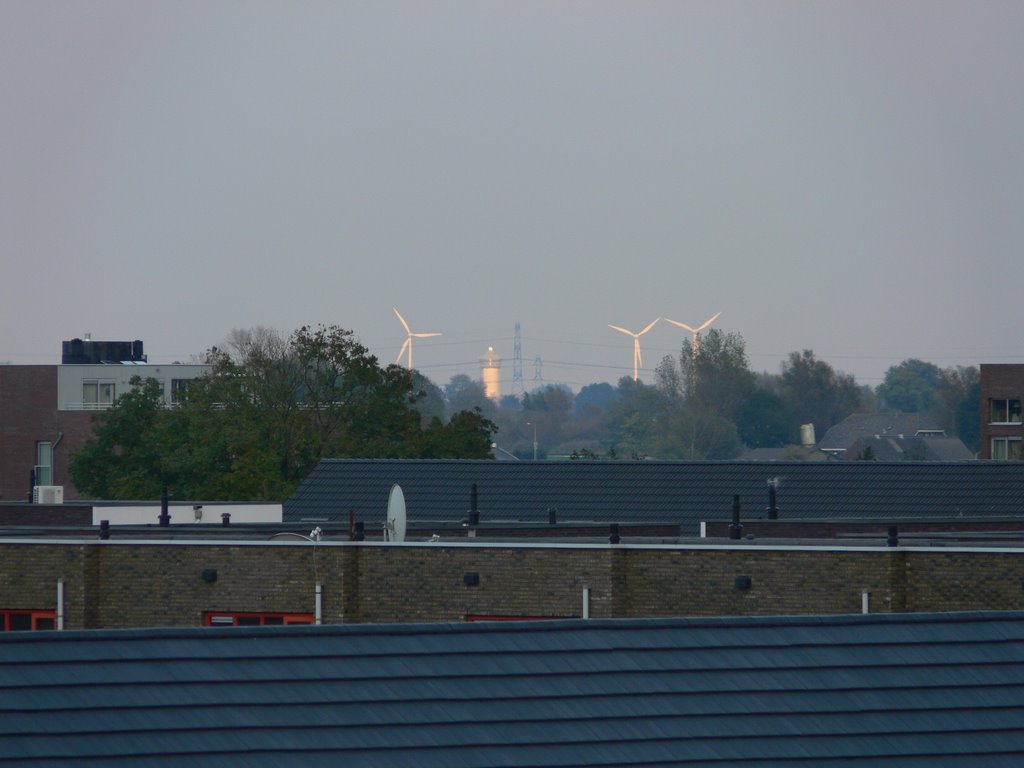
[385,484,407,543]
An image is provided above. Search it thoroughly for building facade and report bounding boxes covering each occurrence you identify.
[980,364,1024,459]
[0,346,209,501]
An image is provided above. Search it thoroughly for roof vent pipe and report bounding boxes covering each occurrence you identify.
[767,479,779,520]
[548,507,557,525]
[887,526,899,547]
[99,519,110,540]
[609,523,620,544]
[469,483,479,526]
[729,495,743,540]
[220,512,231,526]
[158,486,170,527]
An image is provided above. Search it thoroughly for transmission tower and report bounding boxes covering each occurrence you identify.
[533,354,543,385]
[512,321,524,394]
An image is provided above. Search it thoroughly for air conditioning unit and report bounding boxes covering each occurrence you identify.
[33,485,64,504]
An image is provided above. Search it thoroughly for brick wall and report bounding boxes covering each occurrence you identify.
[979,364,1024,459]
[4,540,1024,629]
[0,366,99,501]
[0,366,57,502]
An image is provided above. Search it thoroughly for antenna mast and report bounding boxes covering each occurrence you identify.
[512,321,524,394]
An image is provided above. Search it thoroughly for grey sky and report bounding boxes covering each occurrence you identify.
[2,2,1021,391]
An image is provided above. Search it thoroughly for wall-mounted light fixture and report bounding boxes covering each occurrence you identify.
[201,569,218,583]
[734,575,752,590]
[464,572,480,587]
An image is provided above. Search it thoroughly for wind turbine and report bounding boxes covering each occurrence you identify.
[664,312,721,356]
[608,318,660,382]
[393,307,441,370]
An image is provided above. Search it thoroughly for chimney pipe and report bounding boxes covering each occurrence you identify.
[767,479,779,520]
[353,520,365,541]
[548,507,557,525]
[99,519,110,540]
[609,523,620,544]
[729,495,743,540]
[469,483,479,526]
[158,486,170,527]
[887,525,898,547]
[220,512,231,526]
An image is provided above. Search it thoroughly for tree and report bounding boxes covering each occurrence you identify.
[444,375,495,420]
[70,377,181,499]
[657,329,756,423]
[780,350,861,436]
[71,325,497,501]
[937,365,980,448]
[737,389,792,448]
[603,377,668,459]
[520,385,574,456]
[651,405,741,459]
[954,378,981,454]
[410,371,446,426]
[573,382,617,416]
[876,359,942,414]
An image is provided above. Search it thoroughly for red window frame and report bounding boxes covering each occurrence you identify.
[1,610,57,631]
[203,612,314,627]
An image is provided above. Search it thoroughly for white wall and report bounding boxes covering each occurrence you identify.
[57,364,210,410]
[92,503,282,526]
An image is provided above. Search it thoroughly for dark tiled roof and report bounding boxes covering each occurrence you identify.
[846,435,976,461]
[818,412,944,451]
[3,612,1024,766]
[285,459,1024,532]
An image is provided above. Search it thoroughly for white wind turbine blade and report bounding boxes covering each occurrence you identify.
[396,338,411,365]
[635,338,643,371]
[693,312,722,334]
[412,332,442,339]
[664,318,697,333]
[638,317,660,336]
[393,307,412,335]
[608,324,636,337]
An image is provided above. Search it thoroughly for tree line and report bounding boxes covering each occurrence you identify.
[70,324,980,501]
[442,329,979,462]
[70,326,496,501]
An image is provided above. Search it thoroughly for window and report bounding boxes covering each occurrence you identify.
[203,612,314,626]
[991,437,1023,460]
[82,380,116,408]
[1,610,56,631]
[35,441,52,486]
[989,398,1023,424]
[170,379,191,405]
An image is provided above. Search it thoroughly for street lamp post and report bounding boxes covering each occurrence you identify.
[526,422,538,461]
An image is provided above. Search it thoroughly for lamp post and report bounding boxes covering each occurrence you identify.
[526,422,538,460]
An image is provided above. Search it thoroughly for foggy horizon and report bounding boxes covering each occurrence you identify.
[3,2,1021,393]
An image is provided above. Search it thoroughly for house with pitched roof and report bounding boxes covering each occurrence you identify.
[815,413,963,458]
